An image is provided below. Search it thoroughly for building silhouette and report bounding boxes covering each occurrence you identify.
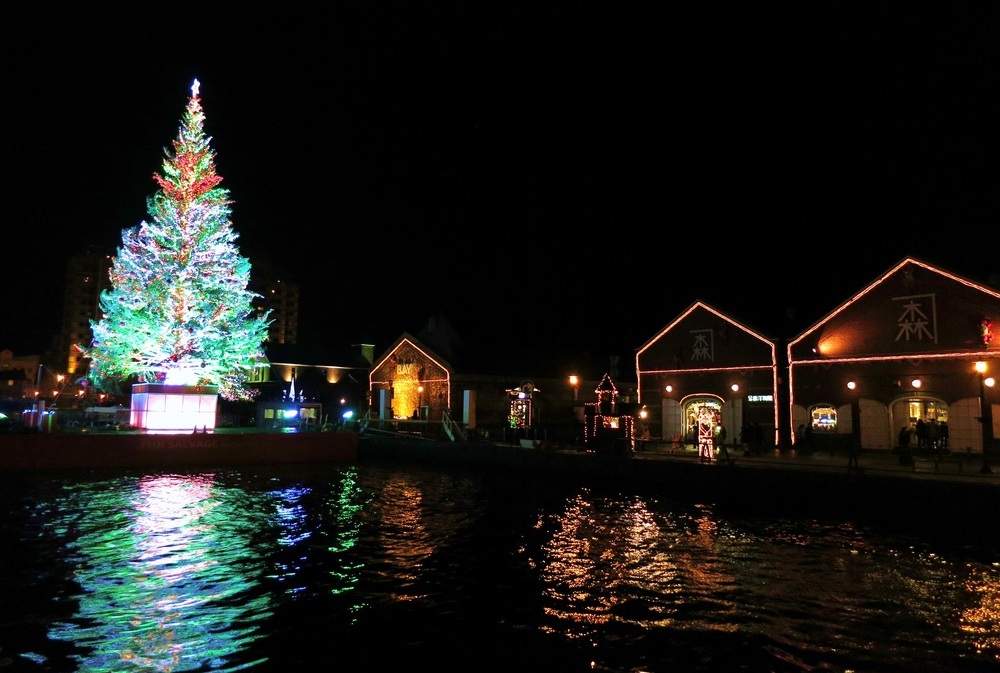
[249,257,299,346]
[57,246,113,376]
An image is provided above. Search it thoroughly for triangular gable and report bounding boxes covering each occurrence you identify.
[788,257,1000,364]
[595,372,617,394]
[369,332,454,387]
[636,301,777,374]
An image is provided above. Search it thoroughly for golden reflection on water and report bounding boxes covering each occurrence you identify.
[960,568,1000,657]
[534,491,742,637]
[375,477,433,600]
[528,487,1000,669]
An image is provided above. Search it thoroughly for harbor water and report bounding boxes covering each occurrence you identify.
[1,459,998,673]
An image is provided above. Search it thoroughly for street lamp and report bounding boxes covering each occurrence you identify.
[975,361,995,474]
[727,383,739,457]
[847,380,861,473]
[568,375,579,402]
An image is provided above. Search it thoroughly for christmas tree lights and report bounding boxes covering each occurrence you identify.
[86,80,270,402]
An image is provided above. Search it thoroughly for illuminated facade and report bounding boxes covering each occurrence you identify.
[635,302,780,451]
[248,343,373,429]
[367,328,622,443]
[788,257,1000,455]
[369,334,454,424]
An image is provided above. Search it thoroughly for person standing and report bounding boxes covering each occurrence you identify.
[927,418,940,453]
[898,425,913,465]
[915,418,927,452]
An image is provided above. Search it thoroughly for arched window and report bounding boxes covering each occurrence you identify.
[810,405,837,431]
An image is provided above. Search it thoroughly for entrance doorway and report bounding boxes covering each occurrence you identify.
[891,397,949,453]
[682,397,722,444]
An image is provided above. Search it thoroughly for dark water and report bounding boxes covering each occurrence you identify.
[1,460,998,673]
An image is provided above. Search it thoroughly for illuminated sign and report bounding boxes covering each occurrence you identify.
[747,394,773,403]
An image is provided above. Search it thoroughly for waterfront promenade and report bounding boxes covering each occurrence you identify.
[633,439,1000,484]
[362,429,1000,486]
[358,433,1000,537]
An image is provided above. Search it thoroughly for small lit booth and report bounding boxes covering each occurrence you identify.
[584,374,637,454]
[789,257,1000,456]
[505,380,541,445]
[130,383,219,432]
[256,378,322,430]
[636,301,780,453]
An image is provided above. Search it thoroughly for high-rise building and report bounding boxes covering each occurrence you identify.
[58,246,113,375]
[248,257,299,346]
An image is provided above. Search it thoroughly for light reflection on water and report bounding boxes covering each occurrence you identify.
[1,463,998,672]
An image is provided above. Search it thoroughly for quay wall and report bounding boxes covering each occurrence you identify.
[0,430,359,470]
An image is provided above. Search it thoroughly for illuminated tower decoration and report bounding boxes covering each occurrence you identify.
[86,79,271,431]
[507,381,538,429]
[697,406,721,462]
[583,373,635,453]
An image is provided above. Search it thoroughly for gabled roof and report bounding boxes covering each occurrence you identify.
[787,256,1000,363]
[635,300,778,373]
[371,332,455,376]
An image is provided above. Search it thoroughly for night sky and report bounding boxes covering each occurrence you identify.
[5,4,1000,360]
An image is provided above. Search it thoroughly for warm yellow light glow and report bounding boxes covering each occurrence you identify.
[987,377,996,388]
[847,381,857,390]
[569,375,579,386]
[912,379,922,389]
[816,335,849,356]
[976,361,988,374]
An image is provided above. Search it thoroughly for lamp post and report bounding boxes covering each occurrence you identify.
[975,361,994,474]
[567,375,581,446]
[721,383,739,462]
[847,380,861,473]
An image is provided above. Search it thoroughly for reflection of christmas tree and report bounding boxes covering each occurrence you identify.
[87,80,270,401]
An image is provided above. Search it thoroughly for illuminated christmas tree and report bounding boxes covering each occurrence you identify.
[87,79,270,402]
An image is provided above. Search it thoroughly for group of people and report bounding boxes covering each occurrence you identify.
[898,417,949,453]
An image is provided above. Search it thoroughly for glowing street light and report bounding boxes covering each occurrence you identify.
[847,380,861,473]
[975,361,995,474]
